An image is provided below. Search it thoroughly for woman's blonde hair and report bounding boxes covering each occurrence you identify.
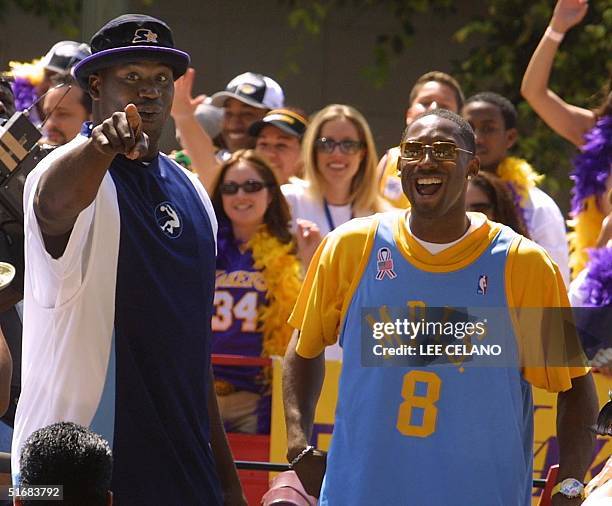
[302,104,388,215]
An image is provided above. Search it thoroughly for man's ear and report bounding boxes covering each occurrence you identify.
[467,156,480,179]
[505,127,518,150]
[88,73,102,101]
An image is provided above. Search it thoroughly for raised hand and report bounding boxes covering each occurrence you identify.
[296,218,323,269]
[551,0,589,34]
[90,103,149,160]
[171,67,207,120]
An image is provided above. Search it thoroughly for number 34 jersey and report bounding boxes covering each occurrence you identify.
[289,211,587,506]
[212,231,267,393]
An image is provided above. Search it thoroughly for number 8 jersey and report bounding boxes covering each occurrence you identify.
[289,211,588,506]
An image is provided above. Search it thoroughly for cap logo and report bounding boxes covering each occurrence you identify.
[132,28,159,44]
[238,83,257,95]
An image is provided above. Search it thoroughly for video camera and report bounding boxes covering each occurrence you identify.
[0,111,54,311]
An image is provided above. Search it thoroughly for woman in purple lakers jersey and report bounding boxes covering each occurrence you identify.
[210,150,302,433]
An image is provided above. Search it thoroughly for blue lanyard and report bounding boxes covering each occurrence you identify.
[323,199,353,231]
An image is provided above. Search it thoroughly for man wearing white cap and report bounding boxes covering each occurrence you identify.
[39,41,93,147]
[172,69,284,190]
[210,72,285,154]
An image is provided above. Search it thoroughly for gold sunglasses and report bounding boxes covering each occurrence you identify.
[399,141,474,162]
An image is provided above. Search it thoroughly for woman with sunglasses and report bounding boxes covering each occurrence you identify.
[282,104,391,239]
[210,149,303,434]
[466,172,530,238]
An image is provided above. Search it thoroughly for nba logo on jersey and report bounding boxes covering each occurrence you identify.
[477,274,488,295]
[155,201,183,239]
[376,247,397,280]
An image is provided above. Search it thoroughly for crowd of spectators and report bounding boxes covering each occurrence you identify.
[0,0,609,504]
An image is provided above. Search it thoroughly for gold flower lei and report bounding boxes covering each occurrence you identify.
[496,156,544,206]
[248,228,302,361]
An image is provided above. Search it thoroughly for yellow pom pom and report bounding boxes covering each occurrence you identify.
[7,59,45,86]
[568,196,605,279]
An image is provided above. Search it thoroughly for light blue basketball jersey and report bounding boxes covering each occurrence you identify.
[320,215,533,506]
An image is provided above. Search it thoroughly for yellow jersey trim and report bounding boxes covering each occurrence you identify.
[393,212,502,272]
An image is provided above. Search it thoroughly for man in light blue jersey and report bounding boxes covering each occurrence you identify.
[283,109,597,505]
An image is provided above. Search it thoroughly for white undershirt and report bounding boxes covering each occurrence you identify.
[408,213,486,254]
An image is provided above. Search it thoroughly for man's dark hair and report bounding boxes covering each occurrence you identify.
[464,91,517,130]
[409,71,465,111]
[402,108,476,154]
[19,422,112,506]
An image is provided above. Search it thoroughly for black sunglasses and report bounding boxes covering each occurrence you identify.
[219,179,271,195]
[315,137,364,154]
[400,141,473,162]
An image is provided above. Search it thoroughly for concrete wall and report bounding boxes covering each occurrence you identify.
[1,0,484,153]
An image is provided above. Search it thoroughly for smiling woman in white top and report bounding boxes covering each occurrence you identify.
[282,104,391,238]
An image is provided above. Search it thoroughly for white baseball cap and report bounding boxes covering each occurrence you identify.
[210,72,284,110]
[42,41,91,75]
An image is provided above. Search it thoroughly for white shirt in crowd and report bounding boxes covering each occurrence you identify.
[281,183,352,238]
[523,186,570,286]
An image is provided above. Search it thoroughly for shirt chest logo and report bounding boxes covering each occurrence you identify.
[155,201,183,239]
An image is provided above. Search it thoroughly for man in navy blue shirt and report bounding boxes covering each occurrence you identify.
[17,14,245,505]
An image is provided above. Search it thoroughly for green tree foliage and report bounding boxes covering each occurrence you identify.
[283,0,611,203]
[454,0,611,200]
[0,0,83,37]
[281,0,454,85]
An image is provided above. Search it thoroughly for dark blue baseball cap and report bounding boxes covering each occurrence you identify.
[73,14,190,89]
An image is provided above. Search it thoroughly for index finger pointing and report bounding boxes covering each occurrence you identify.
[124,103,141,134]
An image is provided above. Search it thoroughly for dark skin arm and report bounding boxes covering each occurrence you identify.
[34,104,148,258]
[206,367,247,505]
[282,330,327,497]
[551,372,598,506]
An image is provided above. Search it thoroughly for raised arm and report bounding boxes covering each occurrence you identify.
[520,0,595,147]
[171,68,221,192]
[282,330,327,497]
[554,372,598,505]
[35,104,148,257]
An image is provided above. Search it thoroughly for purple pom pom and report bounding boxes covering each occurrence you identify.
[582,246,612,307]
[10,77,38,112]
[570,115,612,215]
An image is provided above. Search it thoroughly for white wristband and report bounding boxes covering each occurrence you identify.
[545,26,565,43]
